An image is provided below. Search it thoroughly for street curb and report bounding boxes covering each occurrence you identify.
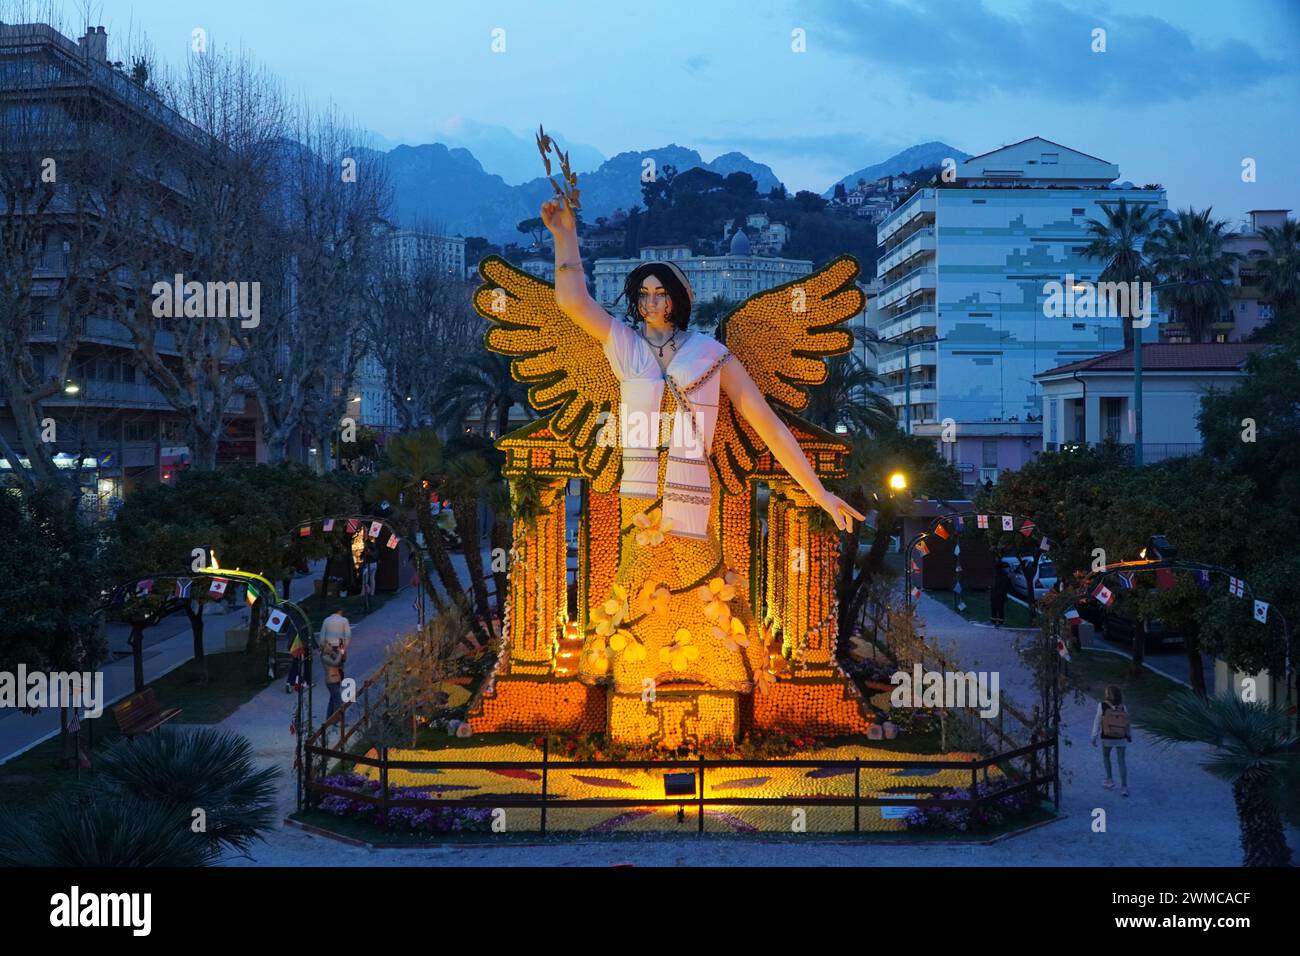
[1081,646,1194,690]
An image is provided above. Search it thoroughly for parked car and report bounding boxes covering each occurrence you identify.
[1100,606,1183,650]
[1000,555,1057,602]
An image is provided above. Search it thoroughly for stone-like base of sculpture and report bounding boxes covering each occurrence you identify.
[471,676,605,734]
[608,688,739,749]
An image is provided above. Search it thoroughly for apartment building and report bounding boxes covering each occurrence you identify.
[871,137,1167,492]
[0,23,257,511]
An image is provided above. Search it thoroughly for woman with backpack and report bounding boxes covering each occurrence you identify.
[1091,684,1133,796]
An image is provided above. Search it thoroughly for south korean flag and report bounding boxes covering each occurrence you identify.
[1001,515,1014,531]
[1253,600,1269,624]
[1229,576,1245,598]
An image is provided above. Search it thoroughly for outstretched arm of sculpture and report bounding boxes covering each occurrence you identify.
[543,197,612,343]
[721,358,866,533]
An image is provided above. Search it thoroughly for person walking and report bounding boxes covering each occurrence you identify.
[360,541,378,611]
[1091,684,1133,796]
[990,564,1010,627]
[319,609,352,726]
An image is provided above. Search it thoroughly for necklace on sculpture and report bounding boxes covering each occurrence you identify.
[640,326,682,358]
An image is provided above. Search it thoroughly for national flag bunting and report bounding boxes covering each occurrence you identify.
[915,540,929,556]
[386,533,399,549]
[1093,584,1114,606]
[1194,570,1212,591]
[245,583,259,607]
[977,514,989,529]
[933,522,951,540]
[1056,638,1071,662]
[266,608,287,633]
[910,559,920,573]
[174,577,192,599]
[1039,536,1051,552]
[368,520,383,539]
[135,578,153,596]
[1020,519,1035,537]
[1253,600,1269,624]
[346,518,361,534]
[1156,568,1176,591]
[289,635,305,658]
[1229,577,1245,598]
[209,578,228,598]
[298,525,311,537]
[953,580,963,594]
[1116,572,1135,590]
[1064,607,1081,621]
[1001,515,1014,531]
[322,519,335,532]
[953,517,965,534]
[910,587,921,601]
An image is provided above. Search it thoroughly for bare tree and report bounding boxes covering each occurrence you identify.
[366,235,479,433]
[106,45,287,469]
[238,107,389,467]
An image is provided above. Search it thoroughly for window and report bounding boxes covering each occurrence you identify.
[124,420,156,442]
[1072,208,1085,215]
[1103,397,1124,440]
[982,440,998,468]
[1048,399,1058,443]
[1042,153,1060,164]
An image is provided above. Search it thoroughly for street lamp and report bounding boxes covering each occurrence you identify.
[888,471,908,493]
[63,379,79,395]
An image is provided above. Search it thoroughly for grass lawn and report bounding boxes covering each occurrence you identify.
[299,588,394,632]
[928,588,1033,628]
[1066,648,1188,717]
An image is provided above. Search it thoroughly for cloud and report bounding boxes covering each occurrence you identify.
[695,130,892,162]
[804,0,1292,104]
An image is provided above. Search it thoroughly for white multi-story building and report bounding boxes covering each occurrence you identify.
[592,231,813,311]
[873,137,1168,488]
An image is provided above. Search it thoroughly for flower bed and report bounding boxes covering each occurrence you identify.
[903,779,1039,833]
[317,772,495,834]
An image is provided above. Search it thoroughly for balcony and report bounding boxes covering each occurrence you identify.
[877,302,937,341]
[877,227,935,277]
[882,383,937,406]
[877,266,936,310]
[43,381,247,414]
[876,345,937,376]
[876,190,936,244]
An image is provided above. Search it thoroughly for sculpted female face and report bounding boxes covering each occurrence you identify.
[638,275,672,324]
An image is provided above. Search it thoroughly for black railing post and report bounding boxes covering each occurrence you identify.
[541,738,549,836]
[1030,742,1039,802]
[970,763,979,814]
[1053,737,1061,811]
[295,689,303,813]
[853,757,861,833]
[697,753,705,834]
[380,745,390,830]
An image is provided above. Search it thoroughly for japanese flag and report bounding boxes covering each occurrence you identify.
[1093,584,1114,607]
[1001,515,1014,531]
[1253,600,1269,624]
[977,514,989,529]
[266,608,287,633]
[369,521,383,539]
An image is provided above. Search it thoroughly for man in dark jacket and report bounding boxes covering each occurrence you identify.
[990,564,1010,627]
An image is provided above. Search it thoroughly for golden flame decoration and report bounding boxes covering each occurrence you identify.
[536,123,581,209]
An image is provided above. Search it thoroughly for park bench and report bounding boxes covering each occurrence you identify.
[111,687,182,740]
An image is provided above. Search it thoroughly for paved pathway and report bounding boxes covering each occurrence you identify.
[217,586,1297,867]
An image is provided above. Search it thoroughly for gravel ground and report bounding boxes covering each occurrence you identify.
[211,580,1295,867]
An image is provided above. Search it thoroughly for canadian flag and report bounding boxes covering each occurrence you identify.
[1093,584,1114,607]
[977,514,989,529]
[266,608,287,633]
[209,578,228,598]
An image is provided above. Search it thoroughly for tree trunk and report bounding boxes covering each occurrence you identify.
[1232,774,1291,866]
[187,601,208,683]
[1130,618,1147,678]
[489,513,511,619]
[453,496,493,638]
[1183,623,1207,698]
[129,623,145,693]
[417,508,489,644]
[191,427,220,470]
[245,596,261,654]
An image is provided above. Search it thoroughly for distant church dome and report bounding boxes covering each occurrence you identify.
[728,228,751,256]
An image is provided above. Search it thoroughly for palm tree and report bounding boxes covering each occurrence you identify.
[432,349,532,438]
[805,350,897,437]
[1141,692,1296,866]
[1081,198,1162,349]
[1147,208,1238,343]
[1251,217,1300,315]
[441,451,495,637]
[368,430,488,642]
